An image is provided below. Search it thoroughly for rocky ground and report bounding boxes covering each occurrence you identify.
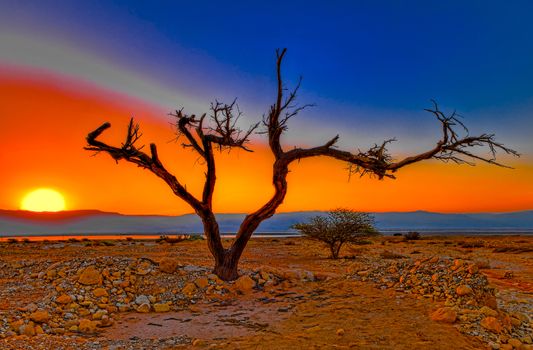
[0,235,531,349]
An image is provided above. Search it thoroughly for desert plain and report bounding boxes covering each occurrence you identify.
[0,234,531,350]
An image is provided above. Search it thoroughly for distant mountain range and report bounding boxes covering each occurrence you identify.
[1,209,532,236]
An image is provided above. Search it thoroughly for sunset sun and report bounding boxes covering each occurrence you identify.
[21,188,66,212]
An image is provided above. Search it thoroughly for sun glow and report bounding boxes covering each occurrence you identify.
[21,188,66,212]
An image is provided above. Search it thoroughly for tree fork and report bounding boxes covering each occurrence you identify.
[85,49,518,281]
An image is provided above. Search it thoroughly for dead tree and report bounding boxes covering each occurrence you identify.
[85,49,519,280]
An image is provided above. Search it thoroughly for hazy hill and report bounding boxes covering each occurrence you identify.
[0,209,532,236]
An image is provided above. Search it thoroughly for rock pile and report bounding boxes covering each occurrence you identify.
[351,256,533,349]
[354,257,496,307]
[0,256,300,339]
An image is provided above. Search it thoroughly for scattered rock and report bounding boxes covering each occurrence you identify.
[78,266,101,285]
[34,325,44,335]
[19,323,35,336]
[194,277,209,289]
[430,307,457,323]
[481,317,503,334]
[30,310,49,323]
[78,319,99,334]
[153,303,171,312]
[25,303,38,313]
[159,258,179,273]
[480,306,498,317]
[456,285,473,296]
[234,275,255,292]
[93,287,108,298]
[508,339,522,348]
[56,294,73,304]
[136,303,151,313]
[136,262,152,275]
[135,295,150,305]
[182,282,197,296]
[468,264,479,274]
[192,338,206,346]
[92,310,107,320]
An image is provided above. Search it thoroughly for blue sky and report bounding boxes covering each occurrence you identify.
[1,0,532,151]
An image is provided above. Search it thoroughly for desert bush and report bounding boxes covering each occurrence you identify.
[157,234,190,244]
[292,209,379,259]
[7,238,18,244]
[459,240,485,248]
[352,239,373,245]
[393,233,403,237]
[404,231,421,240]
[187,234,204,241]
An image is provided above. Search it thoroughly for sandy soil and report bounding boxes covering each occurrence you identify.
[0,235,531,349]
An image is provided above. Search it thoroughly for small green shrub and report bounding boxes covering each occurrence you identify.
[351,239,373,245]
[293,209,379,259]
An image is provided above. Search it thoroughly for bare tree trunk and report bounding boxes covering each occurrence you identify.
[213,251,240,281]
[198,208,241,281]
[329,244,338,259]
[334,242,343,259]
[84,49,518,282]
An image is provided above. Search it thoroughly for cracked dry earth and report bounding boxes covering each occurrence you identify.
[0,235,532,349]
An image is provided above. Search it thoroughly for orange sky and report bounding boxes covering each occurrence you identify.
[1,68,532,215]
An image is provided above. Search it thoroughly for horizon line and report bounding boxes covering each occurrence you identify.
[2,208,532,216]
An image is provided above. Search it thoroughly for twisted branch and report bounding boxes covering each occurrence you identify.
[85,48,519,280]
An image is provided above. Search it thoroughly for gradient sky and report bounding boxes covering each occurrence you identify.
[0,1,532,214]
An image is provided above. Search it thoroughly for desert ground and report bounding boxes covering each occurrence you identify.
[0,235,531,349]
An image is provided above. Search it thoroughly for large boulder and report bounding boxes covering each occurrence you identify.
[30,310,49,323]
[233,275,256,293]
[78,318,99,334]
[430,307,457,323]
[159,258,179,274]
[480,316,503,333]
[78,266,101,285]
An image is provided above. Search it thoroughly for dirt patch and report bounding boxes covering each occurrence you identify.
[105,299,288,341]
[0,235,531,349]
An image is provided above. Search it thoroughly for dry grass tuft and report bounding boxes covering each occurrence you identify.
[380,250,407,259]
[493,246,533,254]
